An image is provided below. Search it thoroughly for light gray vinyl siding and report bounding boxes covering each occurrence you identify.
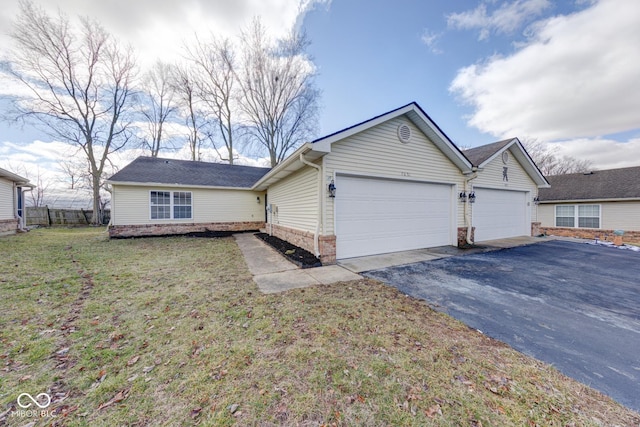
[322,117,465,234]
[538,204,554,227]
[471,148,538,222]
[111,185,265,226]
[0,178,14,220]
[267,164,318,233]
[539,201,640,231]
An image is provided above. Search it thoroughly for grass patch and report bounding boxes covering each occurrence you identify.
[1,228,638,426]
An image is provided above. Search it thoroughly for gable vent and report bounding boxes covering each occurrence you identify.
[397,123,412,143]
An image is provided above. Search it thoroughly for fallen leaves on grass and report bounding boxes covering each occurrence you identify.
[98,388,130,410]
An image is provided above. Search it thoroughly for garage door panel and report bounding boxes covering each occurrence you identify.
[473,188,528,241]
[336,176,452,259]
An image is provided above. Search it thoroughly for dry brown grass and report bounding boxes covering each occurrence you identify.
[1,228,638,426]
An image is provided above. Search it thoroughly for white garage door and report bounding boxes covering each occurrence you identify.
[335,176,452,259]
[473,188,528,241]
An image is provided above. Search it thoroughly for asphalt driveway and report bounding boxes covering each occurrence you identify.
[364,240,640,412]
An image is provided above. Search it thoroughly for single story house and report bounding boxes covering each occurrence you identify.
[0,167,33,235]
[537,166,640,243]
[108,102,549,263]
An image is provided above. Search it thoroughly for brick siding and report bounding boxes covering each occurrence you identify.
[457,227,475,247]
[540,227,640,244]
[109,221,265,238]
[268,223,337,265]
[0,218,19,235]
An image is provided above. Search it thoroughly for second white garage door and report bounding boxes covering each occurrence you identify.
[472,188,528,241]
[335,176,453,259]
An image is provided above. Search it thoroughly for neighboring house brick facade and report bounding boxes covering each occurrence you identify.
[537,167,640,243]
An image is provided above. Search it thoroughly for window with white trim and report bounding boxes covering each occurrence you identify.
[555,204,600,228]
[150,190,192,220]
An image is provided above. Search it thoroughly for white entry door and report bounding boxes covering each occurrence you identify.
[335,175,453,259]
[473,188,528,241]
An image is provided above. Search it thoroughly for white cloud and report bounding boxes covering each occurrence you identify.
[450,0,640,141]
[0,0,330,69]
[420,29,443,54]
[447,0,551,40]
[550,137,640,170]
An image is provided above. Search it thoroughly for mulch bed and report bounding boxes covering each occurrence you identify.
[255,232,322,268]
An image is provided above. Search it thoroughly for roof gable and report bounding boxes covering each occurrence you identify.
[311,102,474,173]
[107,157,271,189]
[539,166,640,201]
[463,138,549,188]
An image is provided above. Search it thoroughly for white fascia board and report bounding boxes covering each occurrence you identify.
[0,168,32,185]
[539,198,640,203]
[405,108,474,173]
[251,143,323,191]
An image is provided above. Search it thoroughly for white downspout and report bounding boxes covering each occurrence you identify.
[299,153,322,258]
[464,172,478,245]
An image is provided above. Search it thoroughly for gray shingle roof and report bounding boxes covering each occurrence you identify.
[539,166,640,201]
[108,157,271,188]
[462,139,513,166]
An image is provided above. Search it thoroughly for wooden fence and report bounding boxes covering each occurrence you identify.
[26,206,111,226]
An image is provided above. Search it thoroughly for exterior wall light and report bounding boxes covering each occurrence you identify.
[468,191,476,204]
[257,196,261,204]
[459,191,467,203]
[328,180,336,198]
[533,196,540,205]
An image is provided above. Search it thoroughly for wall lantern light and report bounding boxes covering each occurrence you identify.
[468,191,476,204]
[256,196,261,204]
[533,195,540,205]
[328,180,337,198]
[459,191,467,203]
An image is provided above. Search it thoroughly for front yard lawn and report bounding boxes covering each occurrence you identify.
[1,228,638,426]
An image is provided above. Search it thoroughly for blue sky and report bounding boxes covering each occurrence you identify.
[1,0,639,206]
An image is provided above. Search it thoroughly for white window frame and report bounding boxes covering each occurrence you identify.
[150,190,192,220]
[555,204,600,229]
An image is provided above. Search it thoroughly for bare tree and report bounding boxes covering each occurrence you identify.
[187,36,239,164]
[139,61,177,157]
[522,138,592,176]
[238,19,319,167]
[172,64,210,161]
[3,0,136,224]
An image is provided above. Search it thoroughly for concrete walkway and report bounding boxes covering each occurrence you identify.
[234,233,362,294]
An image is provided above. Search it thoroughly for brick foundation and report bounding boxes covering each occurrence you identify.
[540,227,640,244]
[457,227,475,247]
[109,221,265,238]
[531,222,541,237]
[268,223,337,265]
[0,218,19,235]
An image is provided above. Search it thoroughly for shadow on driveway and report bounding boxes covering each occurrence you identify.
[364,240,640,412]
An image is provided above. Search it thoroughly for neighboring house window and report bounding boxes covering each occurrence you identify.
[173,191,192,219]
[150,190,192,220]
[555,205,600,228]
[555,205,575,227]
[578,205,600,228]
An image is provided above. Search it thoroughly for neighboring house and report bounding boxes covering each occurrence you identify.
[537,166,640,243]
[0,168,34,235]
[108,102,549,263]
